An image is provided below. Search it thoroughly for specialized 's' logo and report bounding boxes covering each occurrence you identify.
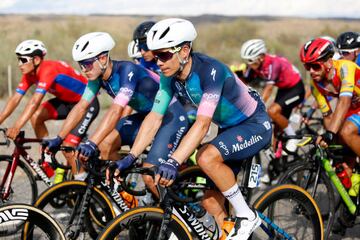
[128,71,134,82]
[211,68,216,81]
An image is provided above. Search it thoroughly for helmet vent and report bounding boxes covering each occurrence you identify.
[159,27,170,40]
[81,41,89,52]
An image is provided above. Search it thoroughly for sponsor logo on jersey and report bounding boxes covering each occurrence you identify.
[231,135,263,153]
[219,141,229,155]
[211,68,216,81]
[119,87,134,97]
[128,71,134,82]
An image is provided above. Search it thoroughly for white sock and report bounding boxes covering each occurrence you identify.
[74,172,88,181]
[284,124,295,136]
[222,183,255,219]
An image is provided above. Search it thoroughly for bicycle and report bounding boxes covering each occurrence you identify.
[0,128,70,205]
[278,134,360,239]
[97,159,324,240]
[0,203,65,240]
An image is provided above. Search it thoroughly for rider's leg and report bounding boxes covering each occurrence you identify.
[30,104,51,138]
[267,103,288,130]
[339,118,360,162]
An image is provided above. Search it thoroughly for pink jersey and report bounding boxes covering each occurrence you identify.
[16,60,87,103]
[251,54,301,89]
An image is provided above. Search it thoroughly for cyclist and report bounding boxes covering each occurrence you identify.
[336,31,360,63]
[240,39,305,152]
[0,39,99,178]
[133,21,161,75]
[109,18,272,239]
[127,39,142,64]
[300,36,360,233]
[47,32,188,195]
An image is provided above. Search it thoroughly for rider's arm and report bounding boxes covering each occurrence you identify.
[130,111,164,157]
[261,84,273,103]
[0,92,23,124]
[11,92,44,130]
[171,115,211,164]
[326,96,351,133]
[58,79,99,139]
[131,75,173,157]
[58,98,91,139]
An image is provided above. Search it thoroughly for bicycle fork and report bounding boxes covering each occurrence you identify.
[65,180,93,239]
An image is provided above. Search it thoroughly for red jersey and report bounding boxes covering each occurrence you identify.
[16,60,87,103]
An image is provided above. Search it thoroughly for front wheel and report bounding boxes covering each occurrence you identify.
[0,156,37,205]
[0,203,65,240]
[98,207,192,240]
[253,184,324,240]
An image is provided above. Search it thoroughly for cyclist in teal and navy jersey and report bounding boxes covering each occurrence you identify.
[133,21,162,75]
[45,32,189,190]
[0,39,99,178]
[109,18,272,240]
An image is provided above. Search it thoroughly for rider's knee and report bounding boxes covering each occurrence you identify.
[197,146,221,169]
[267,105,281,118]
[339,123,357,142]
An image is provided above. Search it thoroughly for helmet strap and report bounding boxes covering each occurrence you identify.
[97,54,110,75]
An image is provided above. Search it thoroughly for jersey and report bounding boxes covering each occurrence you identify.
[152,52,259,128]
[139,58,161,75]
[16,60,87,103]
[82,60,160,113]
[244,54,302,88]
[311,59,360,116]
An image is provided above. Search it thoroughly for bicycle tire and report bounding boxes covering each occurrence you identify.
[0,156,37,205]
[0,203,65,240]
[97,207,192,240]
[34,180,115,239]
[253,184,324,240]
[278,161,336,239]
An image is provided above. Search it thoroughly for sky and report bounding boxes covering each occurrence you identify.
[0,0,359,18]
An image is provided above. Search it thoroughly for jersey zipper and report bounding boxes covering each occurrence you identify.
[178,80,198,107]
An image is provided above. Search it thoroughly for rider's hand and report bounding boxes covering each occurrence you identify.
[316,130,335,148]
[77,140,98,161]
[105,153,136,184]
[155,158,180,187]
[6,127,20,140]
[42,136,63,153]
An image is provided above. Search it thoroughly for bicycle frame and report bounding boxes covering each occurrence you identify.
[319,148,358,215]
[0,131,51,201]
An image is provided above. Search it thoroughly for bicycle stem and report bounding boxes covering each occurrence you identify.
[322,157,356,215]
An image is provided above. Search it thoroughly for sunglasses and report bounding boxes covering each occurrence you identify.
[138,42,149,51]
[153,47,182,62]
[245,58,259,64]
[78,57,98,71]
[303,62,323,71]
[17,56,33,65]
[340,49,357,56]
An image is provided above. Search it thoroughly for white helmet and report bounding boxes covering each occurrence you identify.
[72,32,115,62]
[15,39,47,57]
[240,39,267,60]
[146,18,197,51]
[127,40,142,59]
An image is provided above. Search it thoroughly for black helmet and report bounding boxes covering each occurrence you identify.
[336,31,360,50]
[133,21,155,44]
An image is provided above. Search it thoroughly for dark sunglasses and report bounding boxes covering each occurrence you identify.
[17,56,33,65]
[78,57,98,71]
[138,42,149,51]
[153,47,182,62]
[340,50,356,56]
[303,62,323,71]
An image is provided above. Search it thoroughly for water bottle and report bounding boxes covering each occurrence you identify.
[335,164,352,189]
[54,168,65,184]
[137,191,154,206]
[349,173,360,197]
[41,161,55,178]
[198,212,216,235]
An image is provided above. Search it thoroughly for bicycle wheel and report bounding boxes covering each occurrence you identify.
[253,184,324,240]
[0,203,65,240]
[34,180,115,239]
[98,207,192,240]
[278,161,335,239]
[0,156,37,205]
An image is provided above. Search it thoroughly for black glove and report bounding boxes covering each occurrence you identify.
[321,130,336,144]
